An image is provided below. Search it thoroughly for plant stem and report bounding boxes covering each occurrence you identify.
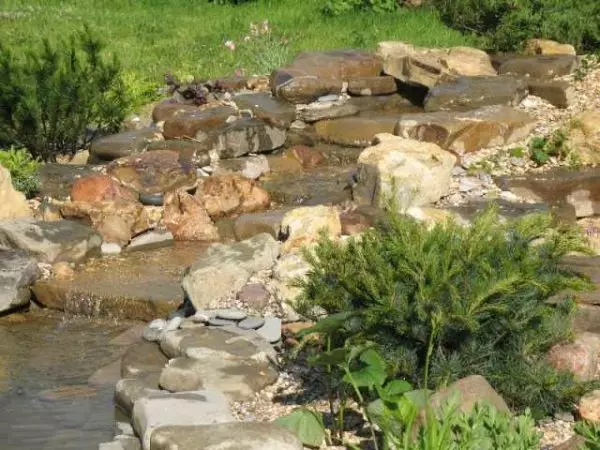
[326,336,339,443]
[423,318,438,392]
[344,369,380,450]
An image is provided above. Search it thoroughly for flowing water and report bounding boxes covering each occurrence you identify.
[0,311,137,450]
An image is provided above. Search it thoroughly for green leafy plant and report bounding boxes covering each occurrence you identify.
[295,205,593,416]
[575,420,600,450]
[274,408,327,448]
[0,147,40,198]
[0,26,130,162]
[528,129,571,166]
[322,0,399,16]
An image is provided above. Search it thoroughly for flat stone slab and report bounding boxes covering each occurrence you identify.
[256,317,282,343]
[132,390,234,450]
[32,242,209,321]
[0,249,39,313]
[238,317,265,330]
[150,422,303,450]
[207,317,237,327]
[90,127,161,162]
[216,308,246,320]
[233,92,296,129]
[0,219,101,264]
[121,340,169,379]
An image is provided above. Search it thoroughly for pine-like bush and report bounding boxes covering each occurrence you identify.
[0,27,130,162]
[295,206,593,415]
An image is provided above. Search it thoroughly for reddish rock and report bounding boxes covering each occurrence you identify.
[547,332,600,381]
[163,192,220,241]
[290,146,324,169]
[70,174,138,203]
[196,174,270,219]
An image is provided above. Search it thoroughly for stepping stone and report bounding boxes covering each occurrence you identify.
[238,317,265,330]
[256,317,282,343]
[216,308,247,321]
[208,318,237,327]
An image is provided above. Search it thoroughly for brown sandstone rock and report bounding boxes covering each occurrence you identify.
[163,192,219,242]
[70,174,138,203]
[162,105,236,140]
[347,76,398,96]
[523,39,577,56]
[315,116,400,146]
[0,164,32,220]
[280,205,341,253]
[497,55,579,79]
[89,127,162,162]
[289,145,324,169]
[567,110,600,165]
[579,389,600,423]
[547,332,600,381]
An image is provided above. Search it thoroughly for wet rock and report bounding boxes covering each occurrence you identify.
[127,230,174,252]
[579,389,600,422]
[162,105,236,140]
[567,110,600,165]
[38,164,96,200]
[0,249,39,313]
[315,116,399,146]
[497,55,579,79]
[196,174,270,219]
[296,102,359,123]
[528,79,575,109]
[89,128,162,162]
[0,219,101,264]
[213,118,286,158]
[107,150,197,196]
[215,155,270,180]
[88,358,124,387]
[348,94,422,114]
[152,100,200,123]
[256,317,282,343]
[70,174,138,203]
[395,105,535,155]
[150,422,303,450]
[182,233,280,310]
[233,92,295,128]
[553,436,587,450]
[377,42,496,89]
[424,76,528,112]
[354,134,456,209]
[547,332,600,381]
[237,284,270,310]
[132,389,234,450]
[99,436,141,450]
[121,340,169,379]
[289,145,325,169]
[524,39,577,56]
[280,205,341,253]
[115,375,161,415]
[238,317,265,330]
[234,209,288,241]
[60,200,151,246]
[146,140,212,167]
[0,164,32,220]
[347,76,397,96]
[162,192,219,242]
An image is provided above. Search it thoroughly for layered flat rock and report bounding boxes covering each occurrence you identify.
[152,100,201,123]
[296,102,359,123]
[528,79,575,109]
[347,76,397,96]
[32,242,209,320]
[234,209,290,241]
[0,249,39,313]
[315,116,400,146]
[0,219,101,264]
[496,54,579,79]
[162,105,236,140]
[233,93,295,129]
[150,423,302,450]
[107,150,197,196]
[395,105,535,155]
[89,128,162,163]
[146,140,212,167]
[424,76,528,112]
[213,118,286,158]
[38,164,97,200]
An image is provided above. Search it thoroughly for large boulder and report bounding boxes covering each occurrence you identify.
[38,164,97,200]
[162,192,220,242]
[377,42,496,89]
[271,50,383,104]
[567,110,600,165]
[280,205,342,253]
[70,174,138,203]
[496,54,579,79]
[0,249,39,313]
[60,200,151,246]
[195,174,270,219]
[547,332,600,381]
[182,233,280,310]
[395,105,536,155]
[354,134,456,210]
[107,150,197,196]
[150,423,303,450]
[527,79,575,109]
[89,127,163,163]
[162,105,236,140]
[0,219,101,263]
[424,76,528,112]
[0,164,32,220]
[524,39,577,56]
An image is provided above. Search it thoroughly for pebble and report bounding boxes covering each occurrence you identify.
[216,308,247,321]
[208,318,238,327]
[238,317,265,330]
[256,317,282,343]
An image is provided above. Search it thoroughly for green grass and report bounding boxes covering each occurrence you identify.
[0,0,475,103]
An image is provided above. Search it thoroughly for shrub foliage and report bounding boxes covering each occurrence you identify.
[295,206,593,415]
[0,147,40,198]
[0,27,129,162]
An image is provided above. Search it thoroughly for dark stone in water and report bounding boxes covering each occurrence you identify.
[139,193,164,206]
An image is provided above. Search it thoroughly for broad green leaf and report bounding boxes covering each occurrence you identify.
[382,379,413,398]
[296,311,356,338]
[359,348,387,372]
[273,408,326,448]
[343,364,386,388]
[308,347,348,367]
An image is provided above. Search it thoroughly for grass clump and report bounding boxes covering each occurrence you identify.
[0,147,40,198]
[528,129,571,167]
[295,205,593,417]
[575,421,600,449]
[0,26,130,162]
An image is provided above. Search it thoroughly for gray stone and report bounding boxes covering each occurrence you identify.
[132,389,234,450]
[233,93,296,129]
[237,283,271,310]
[0,219,101,264]
[38,164,97,200]
[213,118,287,159]
[99,436,141,450]
[296,102,359,123]
[121,340,169,378]
[215,155,271,180]
[102,242,122,255]
[182,233,280,310]
[143,327,164,343]
[208,318,237,327]
[0,249,39,313]
[127,231,173,252]
[234,209,289,241]
[90,127,161,162]
[150,422,303,450]
[527,79,575,109]
[424,76,528,112]
[115,375,162,415]
[238,317,265,330]
[216,308,247,321]
[256,317,282,343]
[165,316,183,331]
